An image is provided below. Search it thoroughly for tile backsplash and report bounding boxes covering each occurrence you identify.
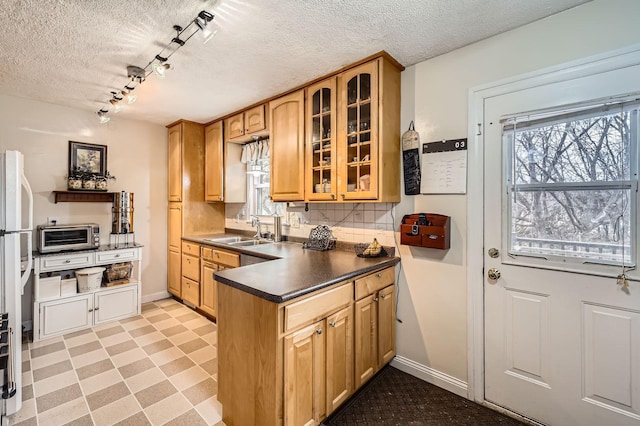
[225,203,398,248]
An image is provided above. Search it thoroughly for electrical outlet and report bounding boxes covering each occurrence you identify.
[47,217,58,225]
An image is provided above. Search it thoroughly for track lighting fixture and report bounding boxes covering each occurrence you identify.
[95,1,220,123]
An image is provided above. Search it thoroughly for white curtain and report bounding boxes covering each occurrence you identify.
[240,139,270,164]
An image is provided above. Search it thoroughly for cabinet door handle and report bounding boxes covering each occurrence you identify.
[88,308,93,312]
[373,297,379,302]
[329,321,336,327]
[94,307,99,311]
[331,193,335,199]
[380,293,386,299]
[376,273,382,278]
[340,193,345,199]
[115,254,120,258]
[65,259,71,263]
[316,328,322,335]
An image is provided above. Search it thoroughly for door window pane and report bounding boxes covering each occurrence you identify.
[506,106,637,265]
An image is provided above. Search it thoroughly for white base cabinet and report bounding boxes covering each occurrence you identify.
[38,284,138,339]
[33,246,142,341]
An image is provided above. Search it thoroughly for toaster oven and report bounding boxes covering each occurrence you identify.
[37,223,100,253]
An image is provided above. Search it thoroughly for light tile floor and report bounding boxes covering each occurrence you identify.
[10,298,224,426]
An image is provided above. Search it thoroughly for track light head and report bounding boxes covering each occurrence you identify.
[195,12,217,44]
[122,87,137,105]
[198,10,214,22]
[109,92,124,113]
[152,62,171,79]
[97,109,110,124]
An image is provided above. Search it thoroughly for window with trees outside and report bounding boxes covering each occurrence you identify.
[504,99,639,266]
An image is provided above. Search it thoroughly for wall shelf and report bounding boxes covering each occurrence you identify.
[53,191,116,203]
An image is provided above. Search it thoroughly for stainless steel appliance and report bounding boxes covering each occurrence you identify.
[37,223,100,253]
[0,150,33,419]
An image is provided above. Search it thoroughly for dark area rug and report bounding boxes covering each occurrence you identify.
[323,366,525,425]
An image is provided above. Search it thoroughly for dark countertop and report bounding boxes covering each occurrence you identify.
[183,233,400,303]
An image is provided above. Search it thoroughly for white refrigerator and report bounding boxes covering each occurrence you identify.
[0,151,33,418]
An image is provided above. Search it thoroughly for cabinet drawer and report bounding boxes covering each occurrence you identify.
[206,248,240,268]
[284,282,352,333]
[39,252,95,272]
[182,241,200,256]
[355,267,395,300]
[182,277,200,306]
[182,254,200,281]
[96,248,138,265]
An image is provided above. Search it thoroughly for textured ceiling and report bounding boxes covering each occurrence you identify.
[0,0,590,126]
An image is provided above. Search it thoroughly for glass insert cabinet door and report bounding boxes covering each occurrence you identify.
[338,61,379,200]
[306,78,337,200]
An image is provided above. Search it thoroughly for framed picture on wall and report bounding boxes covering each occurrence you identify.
[69,141,107,176]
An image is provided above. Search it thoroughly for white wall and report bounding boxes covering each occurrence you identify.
[395,0,640,388]
[0,95,168,312]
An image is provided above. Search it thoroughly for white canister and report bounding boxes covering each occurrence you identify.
[75,267,105,292]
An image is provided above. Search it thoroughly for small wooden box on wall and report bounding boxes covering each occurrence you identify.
[400,213,451,250]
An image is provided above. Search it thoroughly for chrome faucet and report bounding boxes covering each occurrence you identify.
[251,216,262,239]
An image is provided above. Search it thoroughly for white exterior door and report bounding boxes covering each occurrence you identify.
[483,63,640,425]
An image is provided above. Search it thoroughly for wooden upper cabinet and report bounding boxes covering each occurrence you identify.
[336,57,401,202]
[270,90,305,202]
[306,78,338,202]
[225,104,267,142]
[167,121,206,203]
[337,61,379,201]
[168,125,182,202]
[225,113,245,140]
[245,105,266,134]
[205,121,224,202]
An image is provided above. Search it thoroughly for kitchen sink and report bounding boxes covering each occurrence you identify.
[205,236,253,243]
[227,239,273,247]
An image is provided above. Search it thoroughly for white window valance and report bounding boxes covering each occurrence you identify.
[240,139,270,164]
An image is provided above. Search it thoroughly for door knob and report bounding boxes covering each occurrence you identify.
[487,268,501,280]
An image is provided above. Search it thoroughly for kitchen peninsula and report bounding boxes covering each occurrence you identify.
[199,236,399,426]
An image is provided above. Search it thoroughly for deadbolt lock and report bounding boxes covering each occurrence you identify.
[488,248,499,258]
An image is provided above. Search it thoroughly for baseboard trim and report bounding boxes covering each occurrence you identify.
[391,356,468,398]
[142,291,171,304]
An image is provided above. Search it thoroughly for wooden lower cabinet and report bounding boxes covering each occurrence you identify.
[200,262,217,317]
[377,284,396,366]
[325,306,354,413]
[354,293,377,387]
[168,249,181,297]
[218,266,395,426]
[182,277,200,306]
[354,283,396,388]
[283,305,353,426]
[199,245,240,319]
[284,320,326,426]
